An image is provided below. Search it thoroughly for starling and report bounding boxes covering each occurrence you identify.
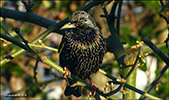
[59,11,106,97]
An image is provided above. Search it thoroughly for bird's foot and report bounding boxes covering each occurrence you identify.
[63,67,71,78]
[88,77,99,96]
[89,84,99,96]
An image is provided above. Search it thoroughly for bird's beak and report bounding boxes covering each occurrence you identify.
[60,22,75,30]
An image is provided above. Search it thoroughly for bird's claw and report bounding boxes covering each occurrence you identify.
[63,67,71,78]
[89,83,99,96]
[88,77,99,96]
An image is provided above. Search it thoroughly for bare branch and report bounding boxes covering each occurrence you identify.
[143,38,169,66]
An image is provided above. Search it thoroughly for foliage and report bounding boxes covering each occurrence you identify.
[0,0,168,99]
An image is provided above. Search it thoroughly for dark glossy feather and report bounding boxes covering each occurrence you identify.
[59,11,106,97]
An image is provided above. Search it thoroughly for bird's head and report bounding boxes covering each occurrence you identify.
[61,11,96,30]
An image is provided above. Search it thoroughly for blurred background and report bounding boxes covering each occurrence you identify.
[0,0,168,99]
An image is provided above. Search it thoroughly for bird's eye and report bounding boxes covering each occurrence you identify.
[72,21,77,23]
[80,18,85,20]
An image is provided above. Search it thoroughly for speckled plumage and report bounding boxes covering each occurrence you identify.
[59,11,106,97]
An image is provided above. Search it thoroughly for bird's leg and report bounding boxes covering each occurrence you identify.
[88,77,99,96]
[63,67,71,78]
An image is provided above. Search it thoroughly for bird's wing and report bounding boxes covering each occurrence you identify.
[58,36,66,53]
[59,36,73,68]
[58,37,67,68]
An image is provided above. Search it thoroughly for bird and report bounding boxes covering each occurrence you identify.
[58,10,106,97]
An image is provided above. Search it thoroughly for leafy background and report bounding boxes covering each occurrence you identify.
[0,0,168,99]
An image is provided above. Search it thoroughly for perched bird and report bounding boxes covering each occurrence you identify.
[59,10,106,97]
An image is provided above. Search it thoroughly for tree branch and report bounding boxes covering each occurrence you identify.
[143,38,169,66]
[0,1,164,99]
[0,0,104,66]
[140,65,168,99]
[43,56,160,99]
[0,0,104,35]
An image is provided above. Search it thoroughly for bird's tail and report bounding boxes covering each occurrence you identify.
[64,78,81,97]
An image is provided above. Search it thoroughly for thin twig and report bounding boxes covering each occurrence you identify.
[28,43,58,52]
[116,0,123,35]
[143,38,169,66]
[0,24,12,37]
[100,63,113,69]
[0,1,164,99]
[0,33,29,51]
[124,48,141,80]
[109,0,119,18]
[22,0,33,12]
[140,65,168,99]
[33,59,39,84]
[43,56,161,99]
[0,1,105,66]
[160,0,164,7]
[14,27,39,56]
[101,2,108,16]
[103,47,141,96]
[14,28,30,49]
